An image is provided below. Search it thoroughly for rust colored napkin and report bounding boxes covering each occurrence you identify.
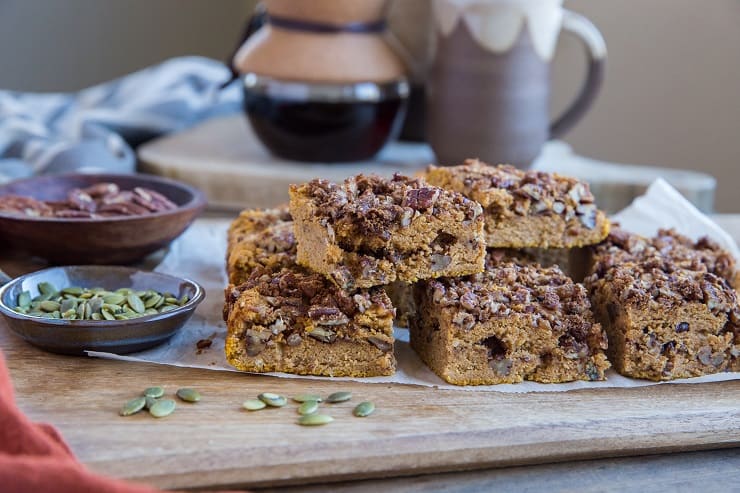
[0,350,238,493]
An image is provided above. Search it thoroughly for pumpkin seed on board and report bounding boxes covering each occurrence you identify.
[149,398,176,418]
[258,392,287,407]
[292,394,322,403]
[353,401,375,417]
[297,414,333,426]
[326,391,352,403]
[176,388,201,403]
[243,399,267,411]
[119,396,146,416]
[297,400,319,416]
[145,396,158,410]
[144,386,165,398]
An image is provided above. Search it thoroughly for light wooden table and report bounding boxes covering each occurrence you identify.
[1,215,739,492]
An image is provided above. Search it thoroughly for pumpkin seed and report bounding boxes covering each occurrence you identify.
[297,414,333,426]
[14,283,190,321]
[88,297,103,314]
[353,401,375,417]
[242,399,267,411]
[176,388,201,403]
[145,396,158,410]
[39,300,61,312]
[258,392,287,407]
[102,294,126,305]
[144,294,162,308]
[127,294,145,314]
[17,291,31,309]
[37,282,56,295]
[292,394,323,403]
[297,400,319,416]
[144,386,165,398]
[149,398,176,418]
[119,396,146,416]
[60,298,77,313]
[326,391,352,403]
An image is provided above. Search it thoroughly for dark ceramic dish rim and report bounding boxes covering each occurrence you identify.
[242,72,410,103]
[0,173,207,223]
[0,266,205,328]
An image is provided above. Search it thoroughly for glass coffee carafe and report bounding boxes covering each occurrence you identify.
[234,0,409,163]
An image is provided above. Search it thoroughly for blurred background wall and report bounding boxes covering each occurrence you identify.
[1,0,738,211]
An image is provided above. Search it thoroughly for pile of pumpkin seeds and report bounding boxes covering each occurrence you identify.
[242,390,375,426]
[119,386,201,418]
[13,282,189,320]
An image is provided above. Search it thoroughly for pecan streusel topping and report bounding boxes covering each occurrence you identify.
[426,263,598,344]
[294,173,481,242]
[426,159,599,228]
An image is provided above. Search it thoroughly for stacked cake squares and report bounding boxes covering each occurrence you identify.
[223,160,739,384]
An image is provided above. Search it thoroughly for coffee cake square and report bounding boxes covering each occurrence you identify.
[409,262,610,385]
[289,173,486,290]
[424,160,610,248]
[586,228,740,380]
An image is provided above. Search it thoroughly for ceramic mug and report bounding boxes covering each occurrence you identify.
[427,0,606,167]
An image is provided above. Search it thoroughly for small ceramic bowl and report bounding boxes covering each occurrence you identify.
[0,265,205,355]
[0,173,206,264]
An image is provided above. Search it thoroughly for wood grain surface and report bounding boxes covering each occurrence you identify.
[257,448,740,493]
[2,216,740,490]
[2,325,738,490]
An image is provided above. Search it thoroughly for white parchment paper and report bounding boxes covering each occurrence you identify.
[88,179,740,392]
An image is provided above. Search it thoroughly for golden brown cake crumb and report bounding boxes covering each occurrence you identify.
[225,268,396,377]
[409,262,610,385]
[585,228,740,380]
[424,160,610,248]
[226,206,296,285]
[289,173,486,290]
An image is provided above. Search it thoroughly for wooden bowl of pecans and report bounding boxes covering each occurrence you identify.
[0,174,206,264]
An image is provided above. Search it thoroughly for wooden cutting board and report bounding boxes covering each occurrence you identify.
[136,115,716,213]
[3,324,739,490]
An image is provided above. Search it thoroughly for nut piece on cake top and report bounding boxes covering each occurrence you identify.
[424,159,610,248]
[289,173,486,290]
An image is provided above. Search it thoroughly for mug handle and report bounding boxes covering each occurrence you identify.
[549,10,607,139]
